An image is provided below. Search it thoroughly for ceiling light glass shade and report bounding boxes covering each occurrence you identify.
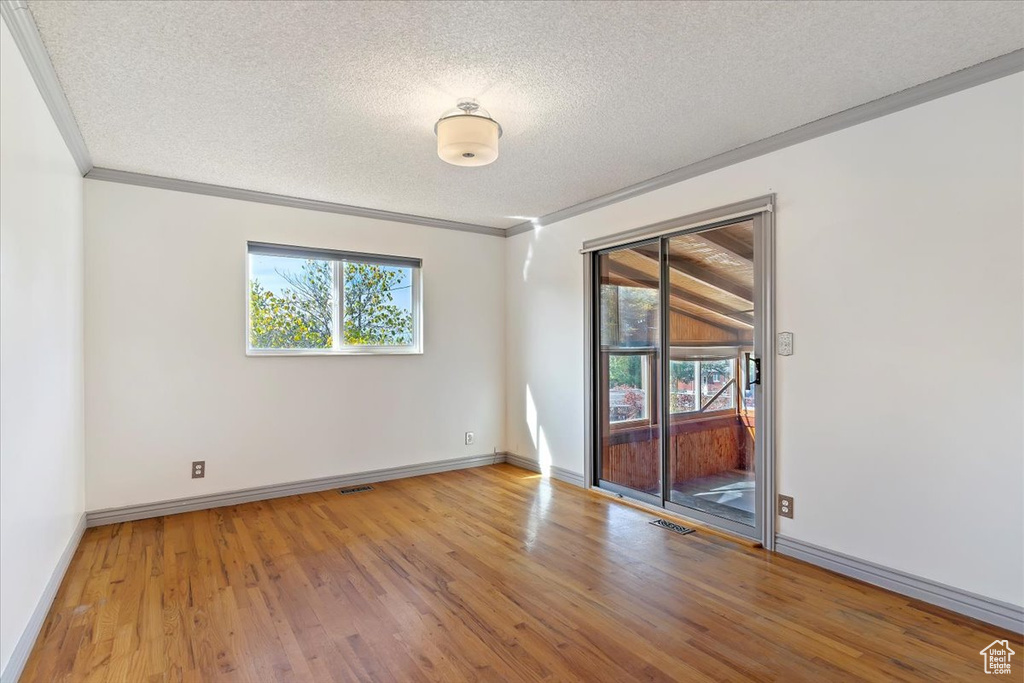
[435,99,502,167]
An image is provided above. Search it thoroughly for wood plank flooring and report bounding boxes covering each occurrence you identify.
[20,464,1022,682]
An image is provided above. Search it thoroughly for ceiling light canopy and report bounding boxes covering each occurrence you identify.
[435,99,502,167]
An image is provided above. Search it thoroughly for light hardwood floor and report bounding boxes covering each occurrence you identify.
[21,464,1021,682]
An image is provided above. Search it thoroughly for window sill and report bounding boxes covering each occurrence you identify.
[608,409,736,433]
[609,418,652,429]
[246,348,423,357]
[669,409,737,422]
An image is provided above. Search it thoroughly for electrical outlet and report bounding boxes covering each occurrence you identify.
[192,460,205,479]
[777,331,794,356]
[464,431,475,446]
[778,494,794,518]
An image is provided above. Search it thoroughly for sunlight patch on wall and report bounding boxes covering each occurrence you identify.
[519,218,546,282]
[526,384,538,450]
[537,426,553,476]
[522,242,534,282]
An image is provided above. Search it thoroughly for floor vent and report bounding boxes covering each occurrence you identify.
[338,485,374,495]
[650,518,695,535]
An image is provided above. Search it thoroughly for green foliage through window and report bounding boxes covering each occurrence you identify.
[608,355,643,389]
[249,256,415,351]
[343,263,413,345]
[250,260,333,349]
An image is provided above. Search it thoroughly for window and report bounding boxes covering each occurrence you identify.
[600,284,659,347]
[608,353,651,424]
[600,268,659,427]
[700,359,735,411]
[669,360,697,413]
[247,242,421,355]
[670,357,736,414]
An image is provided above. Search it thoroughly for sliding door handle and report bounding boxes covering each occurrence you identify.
[745,353,761,390]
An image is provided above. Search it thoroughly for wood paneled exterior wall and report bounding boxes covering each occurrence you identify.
[601,415,748,492]
[669,310,750,346]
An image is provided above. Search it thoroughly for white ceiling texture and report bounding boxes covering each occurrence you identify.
[27,1,1024,230]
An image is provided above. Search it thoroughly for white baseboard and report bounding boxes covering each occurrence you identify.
[8,463,1018,683]
[775,535,1023,633]
[84,451,587,529]
[503,452,585,487]
[86,452,505,527]
[1,512,87,683]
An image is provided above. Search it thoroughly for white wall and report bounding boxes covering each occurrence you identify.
[505,73,1024,607]
[0,20,86,675]
[84,181,505,510]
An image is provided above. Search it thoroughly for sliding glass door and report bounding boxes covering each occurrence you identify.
[663,222,757,531]
[596,242,662,504]
[594,216,768,540]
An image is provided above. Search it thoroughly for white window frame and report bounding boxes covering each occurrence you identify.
[668,349,738,416]
[246,243,423,356]
[607,350,653,426]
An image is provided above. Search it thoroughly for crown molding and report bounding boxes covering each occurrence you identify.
[505,48,1024,238]
[0,0,92,174]
[85,168,506,237]
[4,0,502,236]
[7,0,1020,239]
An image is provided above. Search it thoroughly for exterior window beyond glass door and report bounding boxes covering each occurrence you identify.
[665,221,756,527]
[597,243,661,498]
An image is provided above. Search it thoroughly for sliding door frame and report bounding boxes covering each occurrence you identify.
[582,196,776,549]
[583,252,596,489]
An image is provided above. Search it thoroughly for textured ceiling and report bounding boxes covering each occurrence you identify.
[27,1,1024,229]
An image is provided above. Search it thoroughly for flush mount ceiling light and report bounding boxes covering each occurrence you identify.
[435,98,502,167]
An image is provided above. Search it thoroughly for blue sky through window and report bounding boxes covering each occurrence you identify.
[249,254,412,311]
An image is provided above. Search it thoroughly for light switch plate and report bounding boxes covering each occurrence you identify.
[777,331,794,356]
